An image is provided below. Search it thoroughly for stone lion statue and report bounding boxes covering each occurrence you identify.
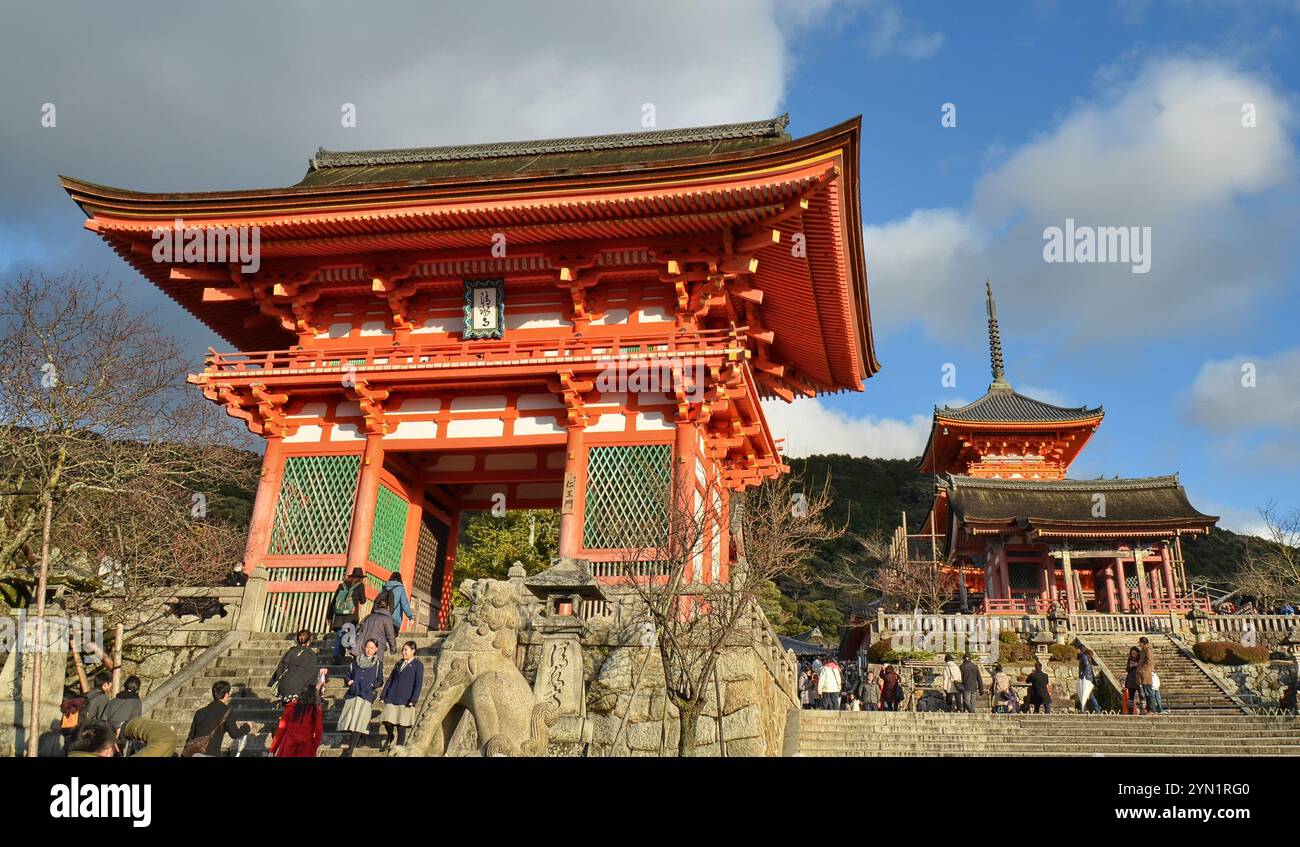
[397,577,556,757]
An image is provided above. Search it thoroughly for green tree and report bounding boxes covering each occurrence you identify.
[453,509,559,593]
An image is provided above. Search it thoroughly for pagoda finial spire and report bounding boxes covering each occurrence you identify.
[986,280,1011,390]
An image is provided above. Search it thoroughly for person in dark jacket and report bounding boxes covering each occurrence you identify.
[81,672,113,727]
[379,640,425,751]
[67,717,178,758]
[328,568,368,662]
[358,600,398,666]
[880,665,901,711]
[337,638,384,757]
[271,629,320,704]
[186,680,252,757]
[1026,661,1053,713]
[1077,645,1101,713]
[959,654,984,713]
[1124,646,1143,714]
[102,676,143,732]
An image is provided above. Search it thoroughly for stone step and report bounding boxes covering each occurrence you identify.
[790,717,1300,727]
[796,727,1300,738]
[799,748,1300,757]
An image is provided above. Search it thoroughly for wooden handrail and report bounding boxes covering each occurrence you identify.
[199,328,743,375]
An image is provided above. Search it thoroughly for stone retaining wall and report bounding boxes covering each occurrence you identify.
[1200,660,1298,709]
[518,595,798,757]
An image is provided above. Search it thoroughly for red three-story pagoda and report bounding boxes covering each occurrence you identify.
[64,115,879,630]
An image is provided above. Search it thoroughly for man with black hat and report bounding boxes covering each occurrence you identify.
[329,567,368,663]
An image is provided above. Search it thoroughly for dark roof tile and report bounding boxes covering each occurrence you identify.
[944,474,1217,527]
[936,386,1102,424]
[298,116,792,187]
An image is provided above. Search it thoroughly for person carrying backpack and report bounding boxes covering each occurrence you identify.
[380,571,414,631]
[329,568,367,662]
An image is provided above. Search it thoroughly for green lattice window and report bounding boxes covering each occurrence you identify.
[413,517,445,598]
[583,444,671,549]
[268,455,361,556]
[368,484,409,571]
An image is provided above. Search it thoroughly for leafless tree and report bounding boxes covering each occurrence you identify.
[0,272,255,640]
[609,467,839,755]
[817,529,955,614]
[1234,502,1300,610]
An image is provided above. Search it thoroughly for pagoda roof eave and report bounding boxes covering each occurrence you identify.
[58,117,865,216]
[930,412,1104,429]
[62,116,880,394]
[944,472,1219,537]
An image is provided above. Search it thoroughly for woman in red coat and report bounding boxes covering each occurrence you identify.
[269,685,323,757]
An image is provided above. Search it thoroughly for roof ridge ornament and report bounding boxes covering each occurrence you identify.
[986,279,1011,391]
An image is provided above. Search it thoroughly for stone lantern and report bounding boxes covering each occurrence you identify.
[522,559,608,744]
[1046,606,1069,645]
[1186,606,1209,644]
[1030,628,1055,663]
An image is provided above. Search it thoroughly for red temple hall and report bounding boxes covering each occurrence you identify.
[907,284,1218,616]
[64,116,878,630]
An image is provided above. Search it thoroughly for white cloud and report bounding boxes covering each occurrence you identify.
[864,57,1298,344]
[762,398,930,458]
[1182,349,1300,471]
[1184,348,1300,434]
[862,2,945,59]
[0,0,856,333]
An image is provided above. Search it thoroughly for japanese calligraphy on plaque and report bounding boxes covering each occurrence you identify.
[561,471,577,515]
[463,279,505,339]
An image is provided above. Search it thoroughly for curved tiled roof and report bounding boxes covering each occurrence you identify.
[944,474,1217,527]
[300,116,793,187]
[935,386,1102,424]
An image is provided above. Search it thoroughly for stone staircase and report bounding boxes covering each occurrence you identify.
[148,631,444,756]
[791,711,1300,756]
[1083,633,1241,713]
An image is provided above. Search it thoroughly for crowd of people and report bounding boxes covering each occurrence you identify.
[794,638,1193,716]
[1214,596,1296,616]
[49,567,427,758]
[39,572,1300,756]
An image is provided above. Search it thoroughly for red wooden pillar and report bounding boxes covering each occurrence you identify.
[1103,561,1118,613]
[1061,552,1077,614]
[557,424,587,560]
[346,433,385,574]
[997,545,1010,602]
[439,506,460,629]
[1133,548,1151,612]
[1114,556,1130,613]
[717,486,731,583]
[1160,542,1178,603]
[674,420,696,582]
[242,436,284,574]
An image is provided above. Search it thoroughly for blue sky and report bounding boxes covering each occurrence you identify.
[765,1,1300,534]
[1,1,1297,532]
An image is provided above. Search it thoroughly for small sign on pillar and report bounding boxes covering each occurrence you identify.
[561,471,577,515]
